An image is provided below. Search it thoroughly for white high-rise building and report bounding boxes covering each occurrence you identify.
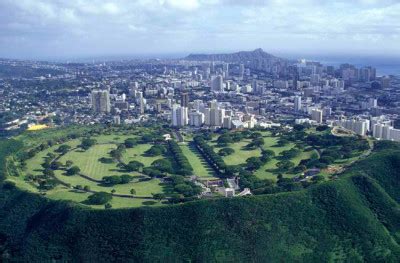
[203,108,211,126]
[172,105,188,127]
[189,111,204,127]
[239,64,245,78]
[336,119,369,136]
[369,98,378,108]
[294,96,302,112]
[311,109,323,124]
[91,90,111,113]
[139,97,146,114]
[211,75,224,92]
[223,116,232,129]
[223,63,229,78]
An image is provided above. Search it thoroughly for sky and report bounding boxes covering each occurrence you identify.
[0,0,400,60]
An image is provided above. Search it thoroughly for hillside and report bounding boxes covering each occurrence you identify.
[0,140,399,261]
[184,48,285,63]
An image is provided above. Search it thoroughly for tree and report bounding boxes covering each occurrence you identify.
[65,160,73,167]
[124,161,144,172]
[174,184,193,197]
[246,157,263,171]
[109,149,123,160]
[80,138,97,150]
[111,189,116,194]
[276,138,289,147]
[83,185,91,191]
[117,144,126,153]
[56,144,71,154]
[168,193,183,204]
[217,134,233,146]
[104,203,112,209]
[151,159,173,174]
[86,192,112,205]
[50,161,63,170]
[311,175,325,183]
[102,175,121,186]
[250,132,263,139]
[152,193,166,202]
[124,138,137,148]
[66,166,80,176]
[218,147,235,156]
[43,168,55,177]
[144,145,166,156]
[276,160,295,172]
[120,174,134,184]
[130,189,136,195]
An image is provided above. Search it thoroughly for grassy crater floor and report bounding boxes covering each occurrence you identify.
[13,135,167,208]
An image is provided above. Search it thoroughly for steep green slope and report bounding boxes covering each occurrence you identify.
[0,139,399,262]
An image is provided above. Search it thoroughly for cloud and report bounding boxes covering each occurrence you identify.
[0,0,399,59]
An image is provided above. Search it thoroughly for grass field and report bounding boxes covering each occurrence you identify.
[53,169,164,196]
[18,129,326,208]
[21,137,168,208]
[179,142,217,179]
[59,144,119,180]
[122,144,162,167]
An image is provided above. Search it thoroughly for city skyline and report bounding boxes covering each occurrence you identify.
[1,0,400,60]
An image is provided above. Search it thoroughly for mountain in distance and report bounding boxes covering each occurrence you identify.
[184,48,287,63]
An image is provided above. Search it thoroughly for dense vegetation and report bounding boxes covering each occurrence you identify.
[0,136,399,261]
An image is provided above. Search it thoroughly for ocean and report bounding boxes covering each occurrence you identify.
[288,54,400,77]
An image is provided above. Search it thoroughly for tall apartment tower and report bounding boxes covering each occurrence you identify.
[172,105,188,127]
[211,75,224,92]
[223,63,229,78]
[311,109,323,124]
[181,92,189,108]
[294,96,302,112]
[239,64,245,78]
[91,90,111,113]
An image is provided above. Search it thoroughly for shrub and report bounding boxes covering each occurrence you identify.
[86,192,112,205]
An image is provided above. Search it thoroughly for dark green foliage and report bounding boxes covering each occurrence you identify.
[167,140,193,175]
[144,145,166,156]
[80,138,97,150]
[193,136,227,176]
[216,134,233,146]
[151,159,173,174]
[169,175,202,198]
[55,144,72,154]
[85,192,112,205]
[66,166,80,176]
[123,161,144,172]
[124,138,138,148]
[102,175,134,186]
[0,138,400,262]
[218,147,235,156]
[142,167,163,178]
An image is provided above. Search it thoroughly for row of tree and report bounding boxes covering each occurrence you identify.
[167,141,193,176]
[193,136,227,175]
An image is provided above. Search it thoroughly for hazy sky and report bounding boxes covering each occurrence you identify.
[1,0,400,59]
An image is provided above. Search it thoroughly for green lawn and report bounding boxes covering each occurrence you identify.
[254,135,315,180]
[122,144,162,167]
[58,144,119,180]
[22,139,168,208]
[45,187,164,209]
[179,143,217,179]
[53,169,164,197]
[210,139,262,166]
[92,134,137,144]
